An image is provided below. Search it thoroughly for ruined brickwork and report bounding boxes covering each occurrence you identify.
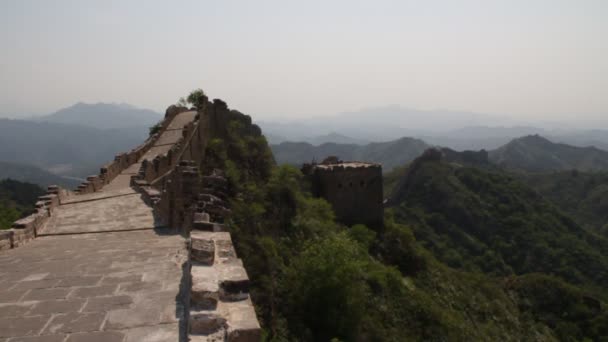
[311,161,384,229]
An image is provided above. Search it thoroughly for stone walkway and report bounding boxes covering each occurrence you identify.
[0,230,187,341]
[0,111,198,341]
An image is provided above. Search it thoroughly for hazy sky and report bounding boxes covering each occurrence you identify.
[1,0,607,123]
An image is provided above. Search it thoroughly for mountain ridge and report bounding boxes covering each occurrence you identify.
[489,134,608,172]
[34,102,161,129]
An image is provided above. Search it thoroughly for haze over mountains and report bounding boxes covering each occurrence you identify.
[272,137,430,172]
[0,103,161,184]
[3,102,608,186]
[272,133,608,174]
[33,102,161,129]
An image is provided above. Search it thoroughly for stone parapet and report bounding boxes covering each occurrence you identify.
[124,98,262,341]
[189,231,260,341]
[75,105,190,195]
[1,185,68,251]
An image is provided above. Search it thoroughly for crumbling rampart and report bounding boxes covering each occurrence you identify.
[0,105,188,251]
[1,97,262,341]
[131,99,261,341]
[74,105,188,195]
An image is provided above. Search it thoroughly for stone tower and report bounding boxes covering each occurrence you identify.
[309,161,384,229]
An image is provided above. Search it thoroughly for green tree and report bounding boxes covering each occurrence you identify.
[187,88,208,110]
[283,232,368,341]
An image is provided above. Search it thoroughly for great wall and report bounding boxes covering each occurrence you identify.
[0,100,261,341]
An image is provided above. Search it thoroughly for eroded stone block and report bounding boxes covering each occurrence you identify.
[189,311,226,335]
[191,237,215,266]
[191,265,219,309]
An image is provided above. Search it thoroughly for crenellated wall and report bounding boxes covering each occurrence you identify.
[0,185,68,251]
[131,99,262,341]
[74,105,189,195]
[1,105,190,249]
[2,97,262,340]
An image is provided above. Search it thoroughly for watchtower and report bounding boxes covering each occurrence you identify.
[309,160,384,229]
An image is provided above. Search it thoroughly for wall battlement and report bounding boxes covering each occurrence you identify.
[131,99,262,341]
[2,97,261,341]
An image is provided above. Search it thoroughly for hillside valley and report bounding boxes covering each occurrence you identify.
[0,103,161,182]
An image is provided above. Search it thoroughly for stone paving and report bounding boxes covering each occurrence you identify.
[0,110,199,341]
[0,230,187,341]
[41,193,157,235]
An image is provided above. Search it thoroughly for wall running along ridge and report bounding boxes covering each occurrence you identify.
[132,99,262,341]
[1,98,262,341]
[0,105,185,250]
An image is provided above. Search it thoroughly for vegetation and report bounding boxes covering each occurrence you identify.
[489,135,608,172]
[518,170,608,236]
[194,103,608,341]
[186,89,208,110]
[386,157,608,292]
[148,120,162,136]
[0,179,44,229]
[176,89,608,340]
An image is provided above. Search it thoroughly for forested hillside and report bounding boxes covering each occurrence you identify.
[0,179,44,229]
[383,149,608,340]
[519,171,608,237]
[489,135,608,172]
[386,150,608,291]
[209,116,608,340]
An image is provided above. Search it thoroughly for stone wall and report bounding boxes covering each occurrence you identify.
[131,99,261,340]
[75,105,189,195]
[0,185,68,251]
[311,162,384,228]
[1,105,190,250]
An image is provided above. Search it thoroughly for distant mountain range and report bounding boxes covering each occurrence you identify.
[0,103,161,181]
[34,102,162,129]
[259,105,512,143]
[273,133,608,174]
[271,137,430,172]
[259,104,608,151]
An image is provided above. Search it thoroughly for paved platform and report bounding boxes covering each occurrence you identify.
[41,193,157,236]
[0,110,198,341]
[0,230,187,341]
